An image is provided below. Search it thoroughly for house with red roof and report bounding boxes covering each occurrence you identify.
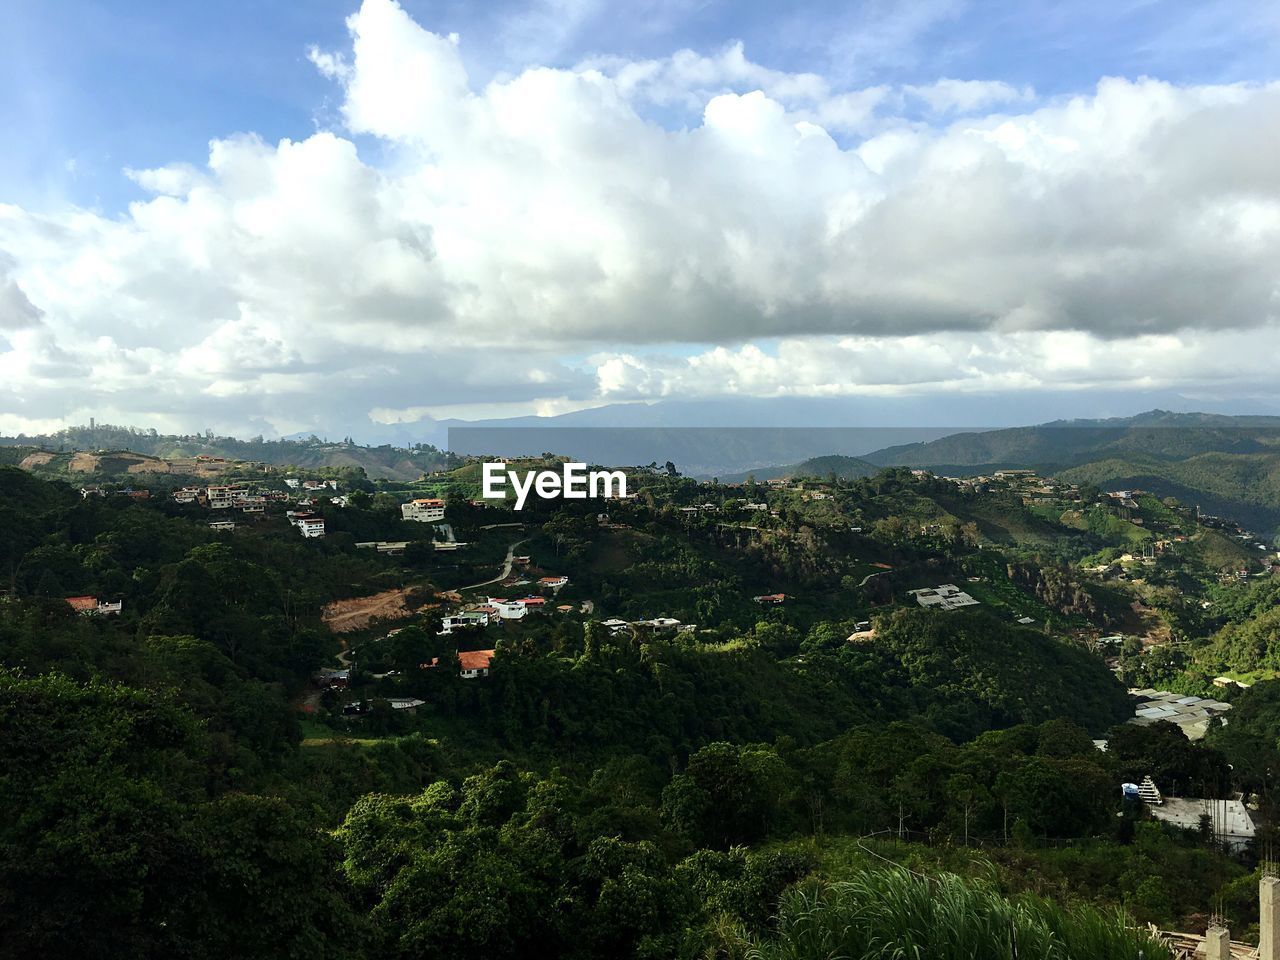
[65,596,122,615]
[458,649,495,679]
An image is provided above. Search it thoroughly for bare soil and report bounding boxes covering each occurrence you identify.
[322,588,416,633]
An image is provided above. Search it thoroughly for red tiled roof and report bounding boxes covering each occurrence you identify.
[458,649,495,671]
[65,596,98,612]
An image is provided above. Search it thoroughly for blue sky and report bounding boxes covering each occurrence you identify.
[1,0,1279,439]
[6,0,1277,212]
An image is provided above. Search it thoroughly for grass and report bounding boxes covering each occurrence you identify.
[722,866,1171,960]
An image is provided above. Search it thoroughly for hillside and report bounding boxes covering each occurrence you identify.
[718,454,879,484]
[860,411,1280,539]
[0,423,455,481]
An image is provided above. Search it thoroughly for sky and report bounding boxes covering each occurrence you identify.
[1,0,1279,440]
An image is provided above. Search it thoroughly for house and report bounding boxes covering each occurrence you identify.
[635,616,682,631]
[173,487,201,504]
[65,596,122,616]
[208,519,236,532]
[1213,676,1251,690]
[206,485,248,509]
[401,498,446,522]
[290,513,326,538]
[458,649,495,679]
[317,668,350,689]
[601,618,630,635]
[753,593,786,605]
[519,596,547,610]
[439,611,491,635]
[79,486,105,499]
[386,697,426,711]
[284,479,301,489]
[487,598,528,620]
[538,576,569,589]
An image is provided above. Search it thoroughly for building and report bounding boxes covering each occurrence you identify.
[290,513,326,538]
[539,576,569,589]
[65,596,122,616]
[458,649,495,679]
[1129,689,1232,740]
[439,611,491,635]
[206,485,248,509]
[909,584,980,611]
[401,498,446,522]
[354,540,409,555]
[487,598,528,620]
[753,593,786,605]
[208,520,236,532]
[1148,797,1255,852]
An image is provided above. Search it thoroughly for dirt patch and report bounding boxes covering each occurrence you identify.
[67,452,100,473]
[322,588,417,633]
[18,452,55,470]
[125,457,169,474]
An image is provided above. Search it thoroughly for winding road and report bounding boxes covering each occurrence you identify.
[458,536,529,592]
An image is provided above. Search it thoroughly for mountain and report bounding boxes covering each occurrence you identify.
[719,454,881,483]
[861,411,1280,538]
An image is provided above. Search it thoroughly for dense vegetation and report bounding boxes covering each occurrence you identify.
[1,460,1274,957]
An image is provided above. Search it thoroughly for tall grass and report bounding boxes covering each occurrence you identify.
[737,867,1172,960]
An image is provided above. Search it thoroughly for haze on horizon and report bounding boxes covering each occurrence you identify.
[2,0,1279,442]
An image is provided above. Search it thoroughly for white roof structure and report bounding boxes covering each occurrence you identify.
[1149,798,1255,851]
[909,584,980,611]
[1129,689,1232,740]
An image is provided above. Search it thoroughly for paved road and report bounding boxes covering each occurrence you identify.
[459,537,529,592]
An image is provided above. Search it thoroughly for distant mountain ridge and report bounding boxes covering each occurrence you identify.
[0,424,453,481]
[859,411,1280,539]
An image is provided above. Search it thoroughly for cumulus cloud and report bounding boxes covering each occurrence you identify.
[1,0,1279,436]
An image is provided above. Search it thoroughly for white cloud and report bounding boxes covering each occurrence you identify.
[1,0,1280,436]
[591,325,1280,400]
[904,78,1034,113]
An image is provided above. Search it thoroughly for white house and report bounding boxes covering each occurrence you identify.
[439,611,491,635]
[401,498,446,522]
[290,513,326,538]
[487,598,528,620]
[206,485,248,509]
[208,520,236,532]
